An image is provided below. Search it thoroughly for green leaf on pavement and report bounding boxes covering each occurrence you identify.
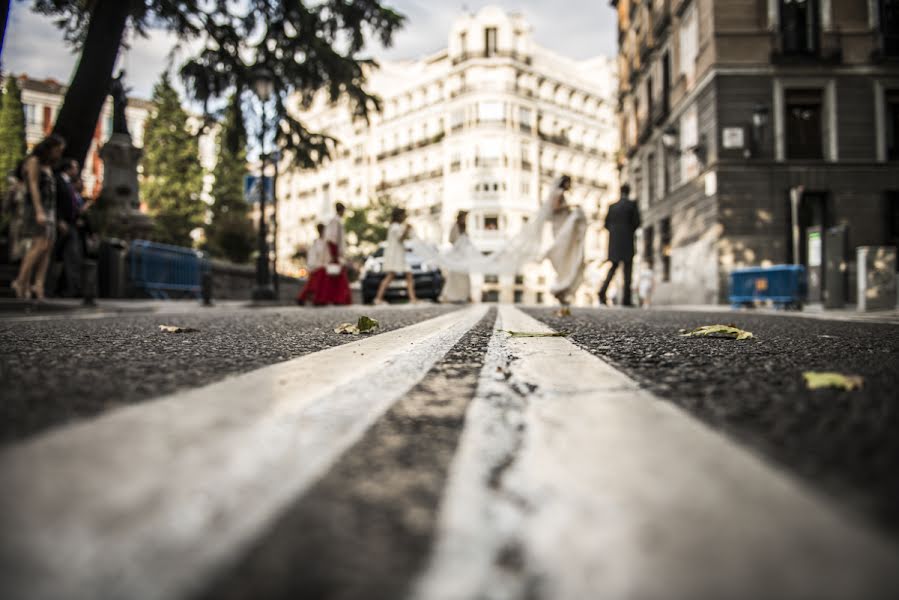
[357,316,380,333]
[504,330,569,338]
[335,316,380,335]
[803,372,864,391]
[679,324,754,341]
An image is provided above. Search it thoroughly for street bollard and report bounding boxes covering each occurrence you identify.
[201,270,213,307]
[81,259,98,307]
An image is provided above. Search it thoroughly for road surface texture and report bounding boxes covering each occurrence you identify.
[0,304,456,444]
[528,307,899,537]
[1,304,898,600]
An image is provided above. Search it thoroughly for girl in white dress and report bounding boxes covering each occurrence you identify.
[374,208,418,304]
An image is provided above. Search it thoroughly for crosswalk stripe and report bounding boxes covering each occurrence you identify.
[0,305,488,600]
[412,305,899,600]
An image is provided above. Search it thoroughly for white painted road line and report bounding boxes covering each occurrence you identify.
[414,305,899,600]
[0,305,488,600]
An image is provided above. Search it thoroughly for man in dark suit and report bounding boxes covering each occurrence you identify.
[599,183,641,307]
[54,159,83,297]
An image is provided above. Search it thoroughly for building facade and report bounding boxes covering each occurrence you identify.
[12,74,155,199]
[614,0,899,304]
[277,6,618,304]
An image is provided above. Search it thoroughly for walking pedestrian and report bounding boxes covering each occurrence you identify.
[638,261,654,308]
[11,134,66,301]
[53,158,84,297]
[374,207,418,305]
[316,202,352,305]
[440,210,472,303]
[296,223,327,305]
[598,183,641,307]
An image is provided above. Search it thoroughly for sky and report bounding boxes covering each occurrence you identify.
[3,1,618,100]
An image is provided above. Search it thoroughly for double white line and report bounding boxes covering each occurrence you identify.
[1,305,897,600]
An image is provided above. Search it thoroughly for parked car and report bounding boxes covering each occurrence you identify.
[361,243,444,304]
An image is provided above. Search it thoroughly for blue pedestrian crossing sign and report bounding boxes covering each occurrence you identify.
[244,175,274,204]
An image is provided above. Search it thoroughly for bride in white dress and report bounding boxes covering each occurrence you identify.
[411,176,587,305]
[440,211,472,303]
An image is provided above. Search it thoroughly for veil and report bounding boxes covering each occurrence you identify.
[409,178,565,275]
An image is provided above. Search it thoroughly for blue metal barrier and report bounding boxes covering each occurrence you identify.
[129,240,209,299]
[729,265,806,309]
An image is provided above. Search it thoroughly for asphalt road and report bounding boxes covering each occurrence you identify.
[526,307,899,537]
[0,304,457,445]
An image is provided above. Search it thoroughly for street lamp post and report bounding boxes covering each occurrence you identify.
[252,67,276,301]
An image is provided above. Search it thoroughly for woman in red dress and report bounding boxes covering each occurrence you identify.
[314,202,352,305]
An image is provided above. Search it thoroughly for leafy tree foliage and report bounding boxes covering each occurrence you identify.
[141,73,204,247]
[344,194,402,258]
[205,92,254,263]
[0,76,26,199]
[26,0,404,170]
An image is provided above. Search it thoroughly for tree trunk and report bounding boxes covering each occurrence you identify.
[51,0,131,169]
[0,0,10,68]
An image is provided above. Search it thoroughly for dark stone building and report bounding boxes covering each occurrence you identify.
[612,0,899,304]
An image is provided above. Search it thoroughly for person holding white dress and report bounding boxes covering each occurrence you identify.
[374,207,418,305]
[440,211,472,303]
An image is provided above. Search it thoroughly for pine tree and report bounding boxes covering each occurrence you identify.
[206,93,254,263]
[0,76,27,199]
[141,73,204,247]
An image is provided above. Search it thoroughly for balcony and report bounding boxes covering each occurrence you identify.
[652,0,672,38]
[452,50,533,66]
[770,26,842,65]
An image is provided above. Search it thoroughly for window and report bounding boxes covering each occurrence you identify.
[643,225,655,269]
[887,192,899,266]
[521,181,530,195]
[484,274,499,284]
[785,89,824,159]
[519,107,532,132]
[882,0,899,57]
[646,152,656,205]
[479,101,504,122]
[779,0,819,56]
[678,5,698,85]
[660,218,672,282]
[450,108,465,131]
[484,215,499,230]
[482,290,500,302]
[23,103,38,125]
[887,89,899,161]
[514,274,525,285]
[485,27,498,57]
[661,51,672,117]
[680,105,700,180]
[514,290,524,304]
[460,31,468,56]
[536,292,545,304]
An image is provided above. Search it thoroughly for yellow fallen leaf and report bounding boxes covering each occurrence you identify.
[334,323,359,335]
[335,316,380,335]
[159,325,199,334]
[505,330,569,338]
[803,372,864,391]
[556,307,572,317]
[679,324,753,341]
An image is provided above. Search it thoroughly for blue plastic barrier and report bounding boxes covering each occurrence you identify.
[129,240,209,299]
[729,265,806,309]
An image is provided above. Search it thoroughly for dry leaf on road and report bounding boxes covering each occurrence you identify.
[504,330,569,338]
[159,325,200,334]
[335,316,380,335]
[679,324,754,341]
[803,372,864,391]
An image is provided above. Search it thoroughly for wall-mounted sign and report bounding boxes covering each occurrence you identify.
[722,127,745,149]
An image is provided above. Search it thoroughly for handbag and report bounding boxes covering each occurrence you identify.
[325,263,342,276]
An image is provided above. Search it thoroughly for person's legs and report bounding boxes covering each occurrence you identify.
[32,236,53,299]
[13,237,45,298]
[598,261,619,304]
[374,272,395,303]
[405,272,418,302]
[62,228,83,297]
[622,258,634,306]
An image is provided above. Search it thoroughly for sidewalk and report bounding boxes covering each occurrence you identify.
[659,303,899,325]
[0,298,272,320]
